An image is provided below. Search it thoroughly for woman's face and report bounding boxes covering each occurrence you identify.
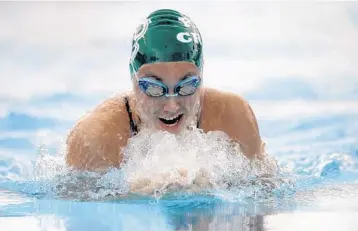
[133,61,203,134]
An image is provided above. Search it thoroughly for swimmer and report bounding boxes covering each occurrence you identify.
[65,9,267,172]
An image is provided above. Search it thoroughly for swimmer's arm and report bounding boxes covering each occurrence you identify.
[245,102,266,158]
[65,120,124,172]
[65,96,131,172]
[229,98,266,159]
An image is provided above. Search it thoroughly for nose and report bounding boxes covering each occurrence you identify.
[162,97,180,113]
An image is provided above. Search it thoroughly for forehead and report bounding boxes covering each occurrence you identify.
[136,62,200,79]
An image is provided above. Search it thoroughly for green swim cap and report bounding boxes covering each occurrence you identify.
[129,9,204,76]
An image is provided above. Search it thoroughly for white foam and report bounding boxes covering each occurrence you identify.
[31,128,283,200]
[120,129,279,197]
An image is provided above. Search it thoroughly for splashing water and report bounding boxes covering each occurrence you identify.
[0,128,291,202]
[1,127,357,205]
[121,129,281,197]
[1,127,358,231]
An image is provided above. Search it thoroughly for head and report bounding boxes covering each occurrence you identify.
[129,9,204,134]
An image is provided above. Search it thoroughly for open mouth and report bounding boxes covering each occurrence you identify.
[158,114,184,126]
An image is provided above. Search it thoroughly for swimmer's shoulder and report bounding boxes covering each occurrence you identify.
[202,87,252,123]
[65,92,132,171]
[202,87,263,158]
[203,87,247,104]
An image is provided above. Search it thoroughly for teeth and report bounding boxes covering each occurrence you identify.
[158,114,183,127]
[160,115,180,120]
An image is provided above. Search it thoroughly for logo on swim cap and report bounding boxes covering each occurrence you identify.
[176,32,202,44]
[130,19,151,64]
[178,16,192,28]
[129,9,204,76]
[133,19,150,41]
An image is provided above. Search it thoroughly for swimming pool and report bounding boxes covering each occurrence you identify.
[1,112,357,231]
[2,1,358,230]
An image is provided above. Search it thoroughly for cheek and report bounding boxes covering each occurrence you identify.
[181,93,201,109]
[137,95,162,115]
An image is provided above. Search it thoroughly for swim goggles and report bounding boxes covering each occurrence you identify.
[137,75,202,97]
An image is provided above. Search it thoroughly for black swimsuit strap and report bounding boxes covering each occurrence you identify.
[124,96,138,136]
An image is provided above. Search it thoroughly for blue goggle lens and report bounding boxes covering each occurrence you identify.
[138,76,201,97]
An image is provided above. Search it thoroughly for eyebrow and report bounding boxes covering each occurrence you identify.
[143,72,197,82]
[142,72,162,81]
[180,72,197,81]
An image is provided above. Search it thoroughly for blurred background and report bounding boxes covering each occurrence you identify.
[0,1,357,165]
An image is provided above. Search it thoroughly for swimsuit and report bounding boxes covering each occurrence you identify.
[124,96,138,136]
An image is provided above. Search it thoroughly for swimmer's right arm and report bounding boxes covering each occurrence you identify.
[66,126,115,171]
[65,116,125,172]
[65,96,131,172]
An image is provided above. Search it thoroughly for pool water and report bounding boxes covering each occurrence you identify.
[1,1,358,230]
[1,114,357,231]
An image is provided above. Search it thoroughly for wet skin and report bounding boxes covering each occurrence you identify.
[66,62,266,171]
